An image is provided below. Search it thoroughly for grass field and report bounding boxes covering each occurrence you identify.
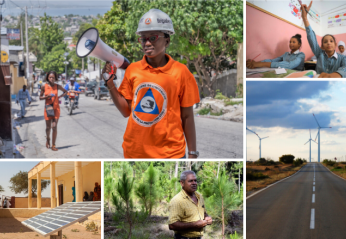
[246,163,306,193]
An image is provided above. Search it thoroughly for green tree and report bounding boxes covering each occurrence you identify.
[0,185,4,192]
[104,175,115,213]
[135,162,159,216]
[112,172,136,239]
[9,171,50,197]
[205,171,242,239]
[279,154,295,164]
[231,162,243,193]
[39,44,68,74]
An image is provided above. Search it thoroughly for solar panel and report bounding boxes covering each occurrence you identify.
[22,201,101,237]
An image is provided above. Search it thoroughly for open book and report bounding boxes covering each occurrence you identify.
[284,70,319,78]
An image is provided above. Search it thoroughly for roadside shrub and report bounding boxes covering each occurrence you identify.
[293,158,304,167]
[323,159,336,167]
[246,172,269,181]
[279,154,295,164]
[255,158,267,166]
[198,108,211,115]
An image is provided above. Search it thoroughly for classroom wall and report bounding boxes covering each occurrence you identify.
[246,5,322,62]
[334,33,346,48]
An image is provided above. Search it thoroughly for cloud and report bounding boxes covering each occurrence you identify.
[321,141,339,145]
[247,81,335,129]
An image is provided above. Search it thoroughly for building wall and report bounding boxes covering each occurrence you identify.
[246,5,323,62]
[10,63,26,95]
[15,197,50,208]
[56,162,101,204]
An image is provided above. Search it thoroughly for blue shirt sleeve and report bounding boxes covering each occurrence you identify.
[262,53,285,63]
[75,83,81,91]
[306,25,322,57]
[64,84,69,91]
[336,55,346,78]
[270,53,305,70]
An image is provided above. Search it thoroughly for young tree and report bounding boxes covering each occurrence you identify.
[135,162,159,216]
[9,171,50,197]
[205,171,242,239]
[104,175,115,212]
[112,172,135,239]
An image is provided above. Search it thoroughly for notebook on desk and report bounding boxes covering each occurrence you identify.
[246,67,274,75]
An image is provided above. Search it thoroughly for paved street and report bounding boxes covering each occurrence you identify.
[12,88,242,158]
[247,163,346,239]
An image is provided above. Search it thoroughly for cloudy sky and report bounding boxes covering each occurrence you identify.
[247,81,346,162]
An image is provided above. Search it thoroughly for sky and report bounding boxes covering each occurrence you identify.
[0,162,50,198]
[247,81,346,162]
[1,0,114,16]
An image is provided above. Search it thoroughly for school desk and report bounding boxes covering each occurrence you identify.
[246,69,297,78]
[304,61,317,71]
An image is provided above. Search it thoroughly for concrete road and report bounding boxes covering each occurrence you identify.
[12,90,242,158]
[247,163,346,239]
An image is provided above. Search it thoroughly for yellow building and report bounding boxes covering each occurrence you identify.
[27,161,101,225]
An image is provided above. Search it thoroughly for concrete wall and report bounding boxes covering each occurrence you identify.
[0,208,49,218]
[246,5,322,62]
[195,69,237,98]
[14,197,50,208]
[56,162,101,205]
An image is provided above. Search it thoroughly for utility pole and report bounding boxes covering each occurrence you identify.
[25,6,31,93]
[0,0,4,65]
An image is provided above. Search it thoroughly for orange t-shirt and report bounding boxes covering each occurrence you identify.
[118,54,200,158]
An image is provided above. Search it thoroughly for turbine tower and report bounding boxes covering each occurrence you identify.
[246,127,269,159]
[313,114,332,163]
[304,129,317,163]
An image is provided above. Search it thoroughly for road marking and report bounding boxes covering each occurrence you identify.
[310,209,315,229]
[313,182,315,185]
[312,194,315,203]
[313,186,315,191]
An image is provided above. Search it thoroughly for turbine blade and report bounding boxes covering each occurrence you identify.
[312,140,318,144]
[304,140,310,145]
[262,136,269,140]
[313,114,321,128]
[310,129,311,139]
[315,131,319,141]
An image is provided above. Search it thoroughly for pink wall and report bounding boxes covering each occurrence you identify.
[246,5,322,61]
[334,33,346,49]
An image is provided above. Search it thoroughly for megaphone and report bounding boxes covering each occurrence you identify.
[76,27,130,80]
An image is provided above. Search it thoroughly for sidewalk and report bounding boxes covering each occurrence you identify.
[0,135,14,158]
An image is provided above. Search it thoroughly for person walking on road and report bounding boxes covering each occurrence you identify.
[16,85,32,118]
[39,71,67,151]
[102,9,200,159]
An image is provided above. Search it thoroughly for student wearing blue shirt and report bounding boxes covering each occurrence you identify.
[64,77,81,107]
[301,2,346,78]
[246,34,305,71]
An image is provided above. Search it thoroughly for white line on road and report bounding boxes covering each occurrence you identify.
[310,209,315,229]
[312,194,315,203]
[313,182,315,185]
[313,186,315,191]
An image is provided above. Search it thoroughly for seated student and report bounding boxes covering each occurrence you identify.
[301,2,346,78]
[338,41,346,56]
[246,34,305,71]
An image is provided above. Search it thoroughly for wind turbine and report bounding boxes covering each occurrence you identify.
[304,129,317,163]
[313,114,332,163]
[246,127,269,159]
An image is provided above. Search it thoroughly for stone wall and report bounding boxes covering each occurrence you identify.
[195,69,237,98]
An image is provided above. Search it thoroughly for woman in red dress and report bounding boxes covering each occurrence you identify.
[39,71,67,151]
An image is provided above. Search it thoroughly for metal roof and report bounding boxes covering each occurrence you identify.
[9,45,24,51]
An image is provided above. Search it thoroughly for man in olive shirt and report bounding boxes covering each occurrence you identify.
[168,170,212,239]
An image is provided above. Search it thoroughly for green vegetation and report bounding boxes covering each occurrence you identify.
[279,154,295,164]
[104,161,243,239]
[0,185,4,192]
[246,172,269,181]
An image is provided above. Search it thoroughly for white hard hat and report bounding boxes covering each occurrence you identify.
[136,9,175,36]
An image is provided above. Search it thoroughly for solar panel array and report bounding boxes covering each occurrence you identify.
[22,201,101,237]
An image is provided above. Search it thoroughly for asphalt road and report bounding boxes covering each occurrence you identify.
[12,88,243,158]
[247,163,346,239]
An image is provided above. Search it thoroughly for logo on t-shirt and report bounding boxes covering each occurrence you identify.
[132,83,167,127]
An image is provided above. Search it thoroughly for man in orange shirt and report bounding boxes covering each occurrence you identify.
[102,9,200,158]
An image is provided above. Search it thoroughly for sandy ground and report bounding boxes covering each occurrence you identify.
[0,218,101,239]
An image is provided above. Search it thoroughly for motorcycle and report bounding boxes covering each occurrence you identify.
[66,90,79,115]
